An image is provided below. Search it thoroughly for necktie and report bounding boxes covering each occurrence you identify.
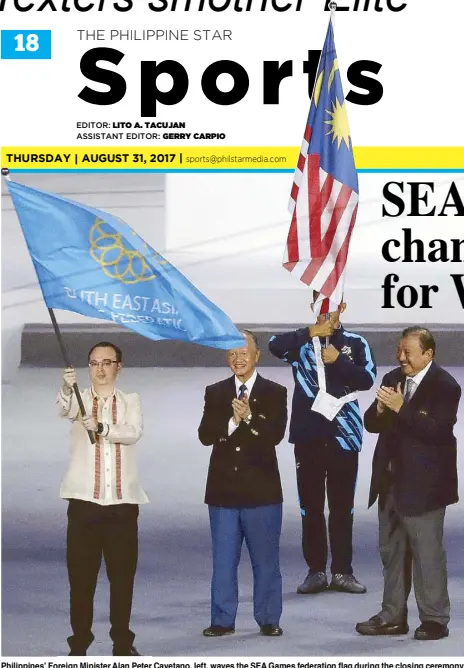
[404,377,414,402]
[238,384,247,400]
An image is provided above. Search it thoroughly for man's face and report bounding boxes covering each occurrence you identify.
[227,334,260,380]
[397,335,432,376]
[88,346,121,387]
[312,302,346,326]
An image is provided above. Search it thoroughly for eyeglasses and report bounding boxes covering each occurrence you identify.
[88,360,119,368]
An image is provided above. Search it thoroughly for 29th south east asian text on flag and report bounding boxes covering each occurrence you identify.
[7,180,245,351]
[283,19,359,315]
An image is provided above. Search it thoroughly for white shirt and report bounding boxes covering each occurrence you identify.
[387,360,434,472]
[57,386,149,505]
[405,360,433,400]
[227,370,258,436]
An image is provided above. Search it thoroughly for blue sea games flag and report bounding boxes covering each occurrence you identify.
[7,180,245,350]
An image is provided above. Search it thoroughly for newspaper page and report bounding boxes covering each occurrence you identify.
[1,0,464,665]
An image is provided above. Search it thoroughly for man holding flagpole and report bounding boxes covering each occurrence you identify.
[58,341,147,656]
[270,12,376,594]
[3,173,246,651]
[269,295,375,594]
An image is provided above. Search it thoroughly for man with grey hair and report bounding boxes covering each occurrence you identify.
[357,327,461,641]
[199,330,287,637]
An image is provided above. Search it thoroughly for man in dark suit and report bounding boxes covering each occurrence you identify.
[356,326,461,641]
[198,330,287,638]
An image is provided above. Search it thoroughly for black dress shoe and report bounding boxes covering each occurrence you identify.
[203,625,235,637]
[414,621,449,640]
[260,624,283,637]
[356,615,409,636]
[112,646,140,656]
[297,571,328,594]
[330,574,367,594]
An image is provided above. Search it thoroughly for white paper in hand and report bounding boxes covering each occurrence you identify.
[311,388,343,421]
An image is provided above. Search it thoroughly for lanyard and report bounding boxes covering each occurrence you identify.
[312,336,327,393]
[312,336,358,409]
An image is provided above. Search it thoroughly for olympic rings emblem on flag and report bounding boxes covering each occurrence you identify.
[89,218,157,285]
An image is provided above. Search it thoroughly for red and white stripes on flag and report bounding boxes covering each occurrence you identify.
[283,123,359,316]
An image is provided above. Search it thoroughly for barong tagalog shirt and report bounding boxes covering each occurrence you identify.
[57,386,149,505]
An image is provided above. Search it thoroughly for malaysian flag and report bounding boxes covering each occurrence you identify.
[284,18,358,316]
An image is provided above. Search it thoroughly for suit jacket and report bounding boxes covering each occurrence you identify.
[198,373,287,508]
[365,361,461,516]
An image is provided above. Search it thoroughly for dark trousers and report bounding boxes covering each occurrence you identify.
[209,504,282,628]
[66,499,139,653]
[378,486,449,625]
[295,441,358,575]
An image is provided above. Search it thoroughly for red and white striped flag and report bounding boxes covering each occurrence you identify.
[283,18,359,316]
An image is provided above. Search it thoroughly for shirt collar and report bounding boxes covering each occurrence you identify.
[408,360,432,388]
[234,370,258,396]
[91,385,117,401]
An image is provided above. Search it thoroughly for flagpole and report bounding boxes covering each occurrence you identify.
[329,1,337,24]
[325,314,331,348]
[2,167,95,445]
[326,3,337,349]
[47,308,96,444]
[300,7,335,351]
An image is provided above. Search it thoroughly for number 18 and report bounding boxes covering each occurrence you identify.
[14,33,39,52]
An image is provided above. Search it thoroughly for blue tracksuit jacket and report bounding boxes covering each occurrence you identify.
[269,325,376,451]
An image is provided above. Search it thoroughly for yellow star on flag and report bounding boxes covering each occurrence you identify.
[324,98,351,149]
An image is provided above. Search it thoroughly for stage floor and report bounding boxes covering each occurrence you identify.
[2,367,464,657]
